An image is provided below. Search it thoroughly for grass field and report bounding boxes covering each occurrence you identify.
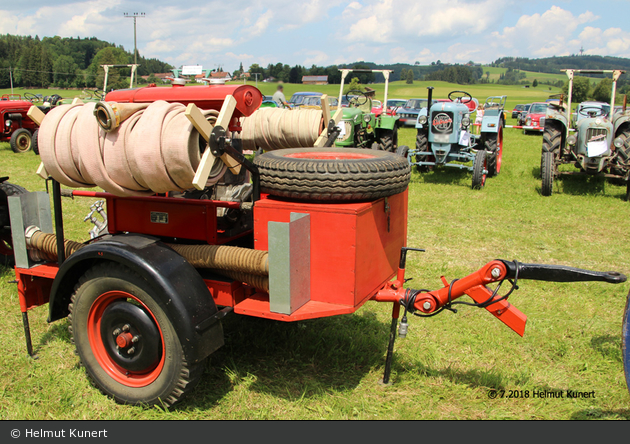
[0,95,629,420]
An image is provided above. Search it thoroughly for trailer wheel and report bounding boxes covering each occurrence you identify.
[254,147,410,202]
[541,151,554,197]
[10,128,32,153]
[69,263,204,407]
[485,128,503,177]
[471,150,487,189]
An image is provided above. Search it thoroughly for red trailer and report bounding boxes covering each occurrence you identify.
[7,82,627,407]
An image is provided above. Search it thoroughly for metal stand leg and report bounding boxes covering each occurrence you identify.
[21,311,38,359]
[380,302,400,385]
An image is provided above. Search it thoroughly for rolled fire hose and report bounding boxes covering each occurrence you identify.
[25,227,269,291]
[240,108,324,152]
[38,101,227,197]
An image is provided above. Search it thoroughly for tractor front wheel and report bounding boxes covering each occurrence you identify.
[10,128,32,153]
[377,127,398,153]
[69,263,204,407]
[414,130,432,173]
[471,150,487,189]
[541,151,555,196]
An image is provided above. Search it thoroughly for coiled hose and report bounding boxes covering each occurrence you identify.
[25,228,269,291]
[38,101,227,197]
[240,108,324,151]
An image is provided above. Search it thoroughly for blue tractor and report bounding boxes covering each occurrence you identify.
[408,88,505,189]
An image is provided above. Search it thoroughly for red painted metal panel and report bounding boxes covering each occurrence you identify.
[254,191,407,312]
[15,266,57,312]
[104,84,263,121]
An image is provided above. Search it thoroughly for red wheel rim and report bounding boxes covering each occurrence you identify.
[87,290,165,387]
[285,152,376,160]
[496,128,503,174]
[481,155,487,187]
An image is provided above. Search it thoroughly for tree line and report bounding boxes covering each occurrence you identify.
[0,34,173,89]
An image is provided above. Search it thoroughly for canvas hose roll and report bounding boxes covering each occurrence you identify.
[24,227,270,291]
[240,108,324,151]
[37,100,228,197]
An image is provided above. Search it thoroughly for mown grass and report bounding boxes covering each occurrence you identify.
[0,99,629,420]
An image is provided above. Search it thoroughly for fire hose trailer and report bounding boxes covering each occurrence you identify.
[8,81,629,407]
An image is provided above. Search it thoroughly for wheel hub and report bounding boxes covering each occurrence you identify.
[100,300,161,372]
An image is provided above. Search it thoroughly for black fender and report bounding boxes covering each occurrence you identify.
[48,234,224,363]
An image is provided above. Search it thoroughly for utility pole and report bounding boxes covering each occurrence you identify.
[124,12,145,86]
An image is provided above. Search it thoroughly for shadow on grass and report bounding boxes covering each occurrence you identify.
[590,334,622,362]
[178,311,392,410]
[532,172,627,200]
[413,166,472,188]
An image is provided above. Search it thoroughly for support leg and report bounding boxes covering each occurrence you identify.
[21,311,37,359]
[380,302,400,385]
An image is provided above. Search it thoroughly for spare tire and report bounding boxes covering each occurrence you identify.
[254,147,411,202]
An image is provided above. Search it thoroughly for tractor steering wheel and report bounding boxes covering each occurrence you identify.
[448,90,473,104]
[23,92,39,103]
[93,89,104,100]
[578,105,605,118]
[346,90,368,107]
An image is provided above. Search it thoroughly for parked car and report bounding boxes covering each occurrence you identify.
[512,104,528,119]
[371,100,383,116]
[384,99,406,116]
[288,92,322,108]
[300,95,338,110]
[522,102,547,133]
[396,98,428,126]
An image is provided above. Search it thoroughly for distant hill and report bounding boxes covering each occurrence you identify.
[0,34,173,89]
[491,55,630,76]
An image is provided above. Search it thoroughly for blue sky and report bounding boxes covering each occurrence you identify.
[1,1,629,73]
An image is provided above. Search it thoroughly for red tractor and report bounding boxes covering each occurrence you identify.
[5,81,628,407]
[0,93,61,153]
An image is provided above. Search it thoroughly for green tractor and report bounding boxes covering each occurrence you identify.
[334,69,400,152]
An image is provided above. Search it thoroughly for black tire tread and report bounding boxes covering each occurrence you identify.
[10,128,32,153]
[254,148,411,201]
[541,151,554,196]
[68,262,205,407]
[542,124,562,153]
[472,150,486,190]
[485,135,498,177]
[414,130,430,173]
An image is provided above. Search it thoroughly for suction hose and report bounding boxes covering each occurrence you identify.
[24,227,269,291]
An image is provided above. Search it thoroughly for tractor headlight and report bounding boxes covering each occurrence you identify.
[567,135,577,146]
[363,114,371,123]
[614,137,624,148]
[418,115,427,125]
[462,116,470,127]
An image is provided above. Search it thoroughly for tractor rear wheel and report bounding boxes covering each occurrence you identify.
[541,151,555,196]
[32,129,40,155]
[254,147,411,202]
[69,263,205,407]
[485,128,503,177]
[10,128,32,153]
[471,150,487,189]
[377,127,398,153]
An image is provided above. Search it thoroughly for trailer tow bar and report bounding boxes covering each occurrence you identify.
[375,248,627,385]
